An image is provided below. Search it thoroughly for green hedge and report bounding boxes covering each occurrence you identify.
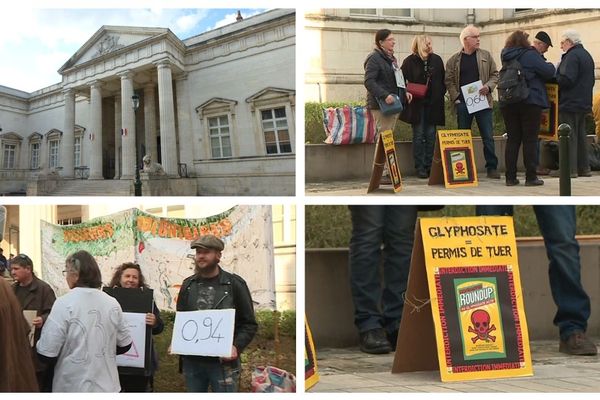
[306,205,600,248]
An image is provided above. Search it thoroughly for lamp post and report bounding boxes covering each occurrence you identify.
[132,94,142,196]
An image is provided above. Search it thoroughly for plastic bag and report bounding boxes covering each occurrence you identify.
[251,366,296,392]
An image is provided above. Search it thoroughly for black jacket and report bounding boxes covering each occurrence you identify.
[364,49,407,110]
[400,53,446,125]
[176,267,258,357]
[557,43,595,113]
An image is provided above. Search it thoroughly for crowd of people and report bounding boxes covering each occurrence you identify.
[364,25,596,186]
[0,234,257,393]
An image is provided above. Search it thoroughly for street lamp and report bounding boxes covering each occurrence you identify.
[132,94,142,196]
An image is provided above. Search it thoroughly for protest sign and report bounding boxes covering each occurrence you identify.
[367,129,402,193]
[429,130,478,188]
[393,216,532,382]
[118,312,147,369]
[460,80,490,114]
[305,319,320,390]
[41,206,275,311]
[171,309,236,357]
[539,83,558,140]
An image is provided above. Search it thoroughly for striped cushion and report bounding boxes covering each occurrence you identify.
[323,106,376,145]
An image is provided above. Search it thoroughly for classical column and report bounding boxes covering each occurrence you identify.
[143,83,158,162]
[175,73,194,175]
[88,81,104,179]
[118,71,136,179]
[61,89,75,178]
[114,95,122,179]
[155,60,178,176]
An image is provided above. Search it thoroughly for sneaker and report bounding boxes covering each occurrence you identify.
[559,331,598,356]
[505,178,520,186]
[487,169,501,179]
[525,178,544,186]
[359,328,392,354]
[578,169,592,177]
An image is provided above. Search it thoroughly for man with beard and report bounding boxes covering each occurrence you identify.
[176,235,258,392]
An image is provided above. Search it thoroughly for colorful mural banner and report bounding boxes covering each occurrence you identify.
[41,206,275,310]
[420,216,532,381]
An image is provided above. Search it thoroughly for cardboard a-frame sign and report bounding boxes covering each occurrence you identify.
[367,129,402,193]
[103,287,154,375]
[393,216,532,382]
[429,130,478,188]
[539,83,559,141]
[305,318,320,390]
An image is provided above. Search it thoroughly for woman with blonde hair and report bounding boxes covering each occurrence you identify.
[401,35,446,178]
[0,279,39,392]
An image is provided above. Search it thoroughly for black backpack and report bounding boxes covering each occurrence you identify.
[498,55,529,106]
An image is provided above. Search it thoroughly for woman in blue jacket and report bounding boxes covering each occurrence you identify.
[500,30,555,186]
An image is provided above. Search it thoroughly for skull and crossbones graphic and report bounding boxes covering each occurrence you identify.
[468,309,496,343]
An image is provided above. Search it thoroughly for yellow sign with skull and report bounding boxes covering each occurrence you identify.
[420,216,532,381]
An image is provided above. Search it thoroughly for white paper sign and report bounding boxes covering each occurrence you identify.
[23,310,36,347]
[460,80,490,114]
[117,312,147,368]
[170,309,236,357]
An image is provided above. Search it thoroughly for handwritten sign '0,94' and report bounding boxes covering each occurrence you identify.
[170,309,236,357]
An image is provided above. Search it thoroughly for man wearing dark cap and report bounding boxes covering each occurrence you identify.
[176,234,258,392]
[533,31,553,58]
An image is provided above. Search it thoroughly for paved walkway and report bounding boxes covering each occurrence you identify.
[306,173,600,196]
[309,338,600,392]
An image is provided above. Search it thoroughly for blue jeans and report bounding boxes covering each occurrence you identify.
[412,107,436,173]
[476,205,591,340]
[348,206,418,335]
[182,357,240,392]
[456,102,498,171]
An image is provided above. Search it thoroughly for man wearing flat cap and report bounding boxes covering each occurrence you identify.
[176,234,258,392]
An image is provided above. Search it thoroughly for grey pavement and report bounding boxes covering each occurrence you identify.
[309,338,600,392]
[306,173,600,196]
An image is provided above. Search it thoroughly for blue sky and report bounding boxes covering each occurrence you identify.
[0,8,266,92]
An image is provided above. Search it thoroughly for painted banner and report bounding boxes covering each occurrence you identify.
[41,206,275,311]
[382,129,402,192]
[539,83,558,141]
[430,130,478,188]
[421,216,532,381]
[171,309,235,357]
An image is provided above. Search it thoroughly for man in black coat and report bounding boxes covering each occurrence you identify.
[553,29,595,177]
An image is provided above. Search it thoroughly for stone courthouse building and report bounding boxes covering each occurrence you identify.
[305,8,599,102]
[0,9,295,196]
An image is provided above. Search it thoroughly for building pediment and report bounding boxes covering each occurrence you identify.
[58,26,170,73]
[45,129,63,139]
[28,132,43,141]
[195,97,238,117]
[246,87,295,110]
[0,132,23,142]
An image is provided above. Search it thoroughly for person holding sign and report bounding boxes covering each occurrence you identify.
[10,253,56,392]
[499,30,555,186]
[364,29,413,184]
[445,25,500,180]
[476,206,597,356]
[36,250,132,392]
[348,206,418,354]
[400,35,446,179]
[176,234,258,392]
[108,263,164,392]
[0,279,39,392]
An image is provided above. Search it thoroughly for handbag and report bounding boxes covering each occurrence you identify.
[376,94,403,116]
[406,78,429,100]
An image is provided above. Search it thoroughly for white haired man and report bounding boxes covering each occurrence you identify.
[445,25,500,180]
[551,29,595,178]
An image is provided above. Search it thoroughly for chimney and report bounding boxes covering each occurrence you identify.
[236,10,243,22]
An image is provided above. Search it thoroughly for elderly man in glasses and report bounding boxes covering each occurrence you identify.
[10,253,57,391]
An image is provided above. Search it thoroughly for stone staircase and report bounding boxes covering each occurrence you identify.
[48,179,132,196]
